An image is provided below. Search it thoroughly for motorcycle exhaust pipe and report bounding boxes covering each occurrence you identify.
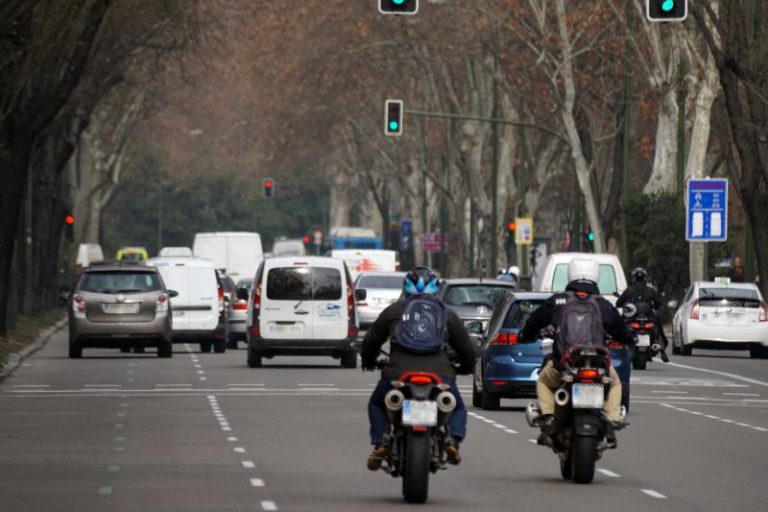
[436,391,457,413]
[384,389,405,412]
[651,343,662,352]
[554,387,570,407]
[525,402,542,427]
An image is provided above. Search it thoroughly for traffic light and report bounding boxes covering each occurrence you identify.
[646,0,687,22]
[263,178,275,198]
[385,99,403,136]
[581,230,594,252]
[65,214,75,237]
[302,235,310,245]
[379,0,419,15]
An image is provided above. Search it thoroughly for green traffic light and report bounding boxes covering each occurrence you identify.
[662,0,674,12]
[393,0,405,4]
[389,121,399,131]
[588,232,595,242]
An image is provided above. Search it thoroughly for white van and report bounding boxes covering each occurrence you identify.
[192,232,263,282]
[536,252,627,304]
[76,243,104,268]
[244,256,358,369]
[330,249,398,282]
[146,256,227,352]
[272,239,306,257]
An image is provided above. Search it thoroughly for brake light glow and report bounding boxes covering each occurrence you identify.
[608,341,623,348]
[491,331,518,345]
[644,323,655,329]
[690,301,700,320]
[578,368,599,380]
[630,322,641,330]
[156,294,169,312]
[760,302,767,322]
[250,325,260,337]
[72,295,85,314]
[232,300,248,310]
[409,375,434,385]
[348,326,358,338]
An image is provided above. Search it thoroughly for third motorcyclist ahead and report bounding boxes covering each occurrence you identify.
[361,266,476,470]
[520,259,635,445]
[616,267,670,363]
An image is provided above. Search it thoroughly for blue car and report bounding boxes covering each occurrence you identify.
[472,292,632,411]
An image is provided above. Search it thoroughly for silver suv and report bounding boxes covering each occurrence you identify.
[68,263,176,358]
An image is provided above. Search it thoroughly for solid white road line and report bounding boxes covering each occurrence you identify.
[724,393,760,397]
[642,489,667,499]
[12,384,49,388]
[597,468,621,478]
[250,478,265,487]
[666,361,768,387]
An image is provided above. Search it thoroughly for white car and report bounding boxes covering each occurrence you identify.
[672,281,768,358]
[354,271,406,330]
[245,256,358,368]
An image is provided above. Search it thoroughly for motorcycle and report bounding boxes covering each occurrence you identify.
[377,370,458,503]
[526,345,623,484]
[622,302,662,370]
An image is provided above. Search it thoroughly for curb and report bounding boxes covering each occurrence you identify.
[0,316,68,383]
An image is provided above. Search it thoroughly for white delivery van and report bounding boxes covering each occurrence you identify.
[192,232,263,282]
[245,256,358,369]
[158,247,193,257]
[272,239,307,257]
[76,243,104,268]
[330,249,398,283]
[536,252,627,304]
[146,256,227,353]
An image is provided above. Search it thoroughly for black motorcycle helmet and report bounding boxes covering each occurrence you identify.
[403,266,440,297]
[630,267,648,284]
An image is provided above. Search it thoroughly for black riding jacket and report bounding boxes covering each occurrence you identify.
[361,299,476,381]
[520,280,634,363]
[616,282,662,312]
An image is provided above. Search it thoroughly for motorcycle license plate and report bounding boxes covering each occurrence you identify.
[637,334,651,347]
[402,400,438,427]
[572,384,604,409]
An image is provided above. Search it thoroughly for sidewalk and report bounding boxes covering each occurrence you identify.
[0,310,67,382]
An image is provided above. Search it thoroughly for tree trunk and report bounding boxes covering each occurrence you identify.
[644,89,679,194]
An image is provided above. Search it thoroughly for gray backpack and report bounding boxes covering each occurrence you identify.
[556,292,606,352]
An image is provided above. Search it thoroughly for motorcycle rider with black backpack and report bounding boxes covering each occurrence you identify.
[521,259,635,445]
[361,266,476,470]
[617,267,670,362]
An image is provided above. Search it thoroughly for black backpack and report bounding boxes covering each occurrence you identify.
[555,292,606,354]
[392,295,447,354]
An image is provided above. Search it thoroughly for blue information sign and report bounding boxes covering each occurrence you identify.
[686,178,728,242]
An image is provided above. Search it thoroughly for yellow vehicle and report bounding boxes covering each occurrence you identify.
[116,247,149,262]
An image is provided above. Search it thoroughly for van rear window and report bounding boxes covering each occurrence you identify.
[552,264,618,295]
[266,267,341,301]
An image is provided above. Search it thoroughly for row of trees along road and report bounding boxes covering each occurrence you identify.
[1,1,767,336]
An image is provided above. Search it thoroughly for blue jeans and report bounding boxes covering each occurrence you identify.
[368,378,467,445]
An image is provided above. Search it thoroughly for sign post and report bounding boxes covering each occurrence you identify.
[686,179,728,242]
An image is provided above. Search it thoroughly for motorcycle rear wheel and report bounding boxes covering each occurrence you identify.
[632,352,647,370]
[571,435,597,484]
[402,431,430,504]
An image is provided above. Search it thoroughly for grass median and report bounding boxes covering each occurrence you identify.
[0,309,65,371]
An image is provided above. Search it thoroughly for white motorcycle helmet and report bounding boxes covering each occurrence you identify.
[507,265,520,279]
[567,259,600,284]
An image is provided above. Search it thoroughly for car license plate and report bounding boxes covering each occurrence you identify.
[572,383,604,409]
[103,303,140,314]
[637,334,651,347]
[402,400,438,427]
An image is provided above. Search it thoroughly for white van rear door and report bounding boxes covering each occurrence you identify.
[157,263,193,331]
[260,266,312,339]
[311,266,347,340]
[185,268,219,331]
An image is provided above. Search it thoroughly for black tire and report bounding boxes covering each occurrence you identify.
[247,345,262,368]
[133,346,145,354]
[340,351,357,369]
[481,389,501,411]
[213,339,226,353]
[472,376,482,408]
[68,339,82,359]
[571,435,598,484]
[402,431,430,504]
[560,455,573,480]
[226,339,238,350]
[672,343,681,355]
[680,344,692,356]
[200,341,212,353]
[632,353,647,370]
[749,345,768,359]
[119,346,131,353]
[158,342,172,358]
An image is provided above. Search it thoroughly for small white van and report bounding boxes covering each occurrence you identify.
[146,256,227,352]
[192,232,263,282]
[244,256,358,368]
[76,243,104,268]
[330,249,398,282]
[536,252,627,304]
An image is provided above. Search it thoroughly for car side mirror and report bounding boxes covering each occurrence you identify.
[168,290,179,298]
[355,289,367,301]
[236,288,249,301]
[667,300,679,310]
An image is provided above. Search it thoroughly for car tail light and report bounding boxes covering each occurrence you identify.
[578,368,599,380]
[760,302,767,322]
[72,295,85,314]
[608,340,623,348]
[217,287,225,313]
[490,331,518,345]
[491,380,508,386]
[630,322,641,330]
[250,325,260,337]
[347,285,354,316]
[253,284,262,313]
[690,301,700,320]
[644,322,655,329]
[348,326,358,338]
[232,300,248,310]
[156,294,169,312]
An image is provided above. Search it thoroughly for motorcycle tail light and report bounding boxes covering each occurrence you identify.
[630,322,641,329]
[578,368,599,380]
[644,323,655,329]
[608,341,622,348]
[409,375,434,385]
[760,302,767,322]
[690,301,700,320]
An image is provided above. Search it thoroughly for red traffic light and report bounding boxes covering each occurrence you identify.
[65,215,75,225]
[507,222,516,231]
[302,235,310,244]
[265,180,273,188]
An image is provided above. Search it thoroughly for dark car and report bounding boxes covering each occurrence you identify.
[436,278,518,345]
[472,292,552,410]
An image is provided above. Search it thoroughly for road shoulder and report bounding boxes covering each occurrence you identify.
[0,312,67,382]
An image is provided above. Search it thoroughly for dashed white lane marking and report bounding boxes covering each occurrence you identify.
[84,384,122,388]
[194,365,202,368]
[242,461,255,469]
[662,403,766,433]
[222,427,232,431]
[12,384,49,388]
[652,390,688,394]
[234,447,245,453]
[156,384,193,387]
[298,383,334,386]
[228,383,265,387]
[227,437,238,442]
[527,439,538,444]
[250,478,265,487]
[642,489,667,499]
[597,468,621,478]
[666,362,768,387]
[197,370,205,375]
[503,428,518,434]
[724,393,760,397]
[261,500,278,511]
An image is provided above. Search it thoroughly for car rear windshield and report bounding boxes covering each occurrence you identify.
[266,267,342,301]
[553,263,618,295]
[358,275,403,289]
[80,271,162,294]
[699,287,760,306]
[443,285,510,309]
[503,300,545,329]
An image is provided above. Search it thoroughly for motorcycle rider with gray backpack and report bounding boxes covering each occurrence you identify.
[520,259,635,445]
[361,266,476,470]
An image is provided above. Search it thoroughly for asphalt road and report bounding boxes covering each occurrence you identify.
[2,329,767,511]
